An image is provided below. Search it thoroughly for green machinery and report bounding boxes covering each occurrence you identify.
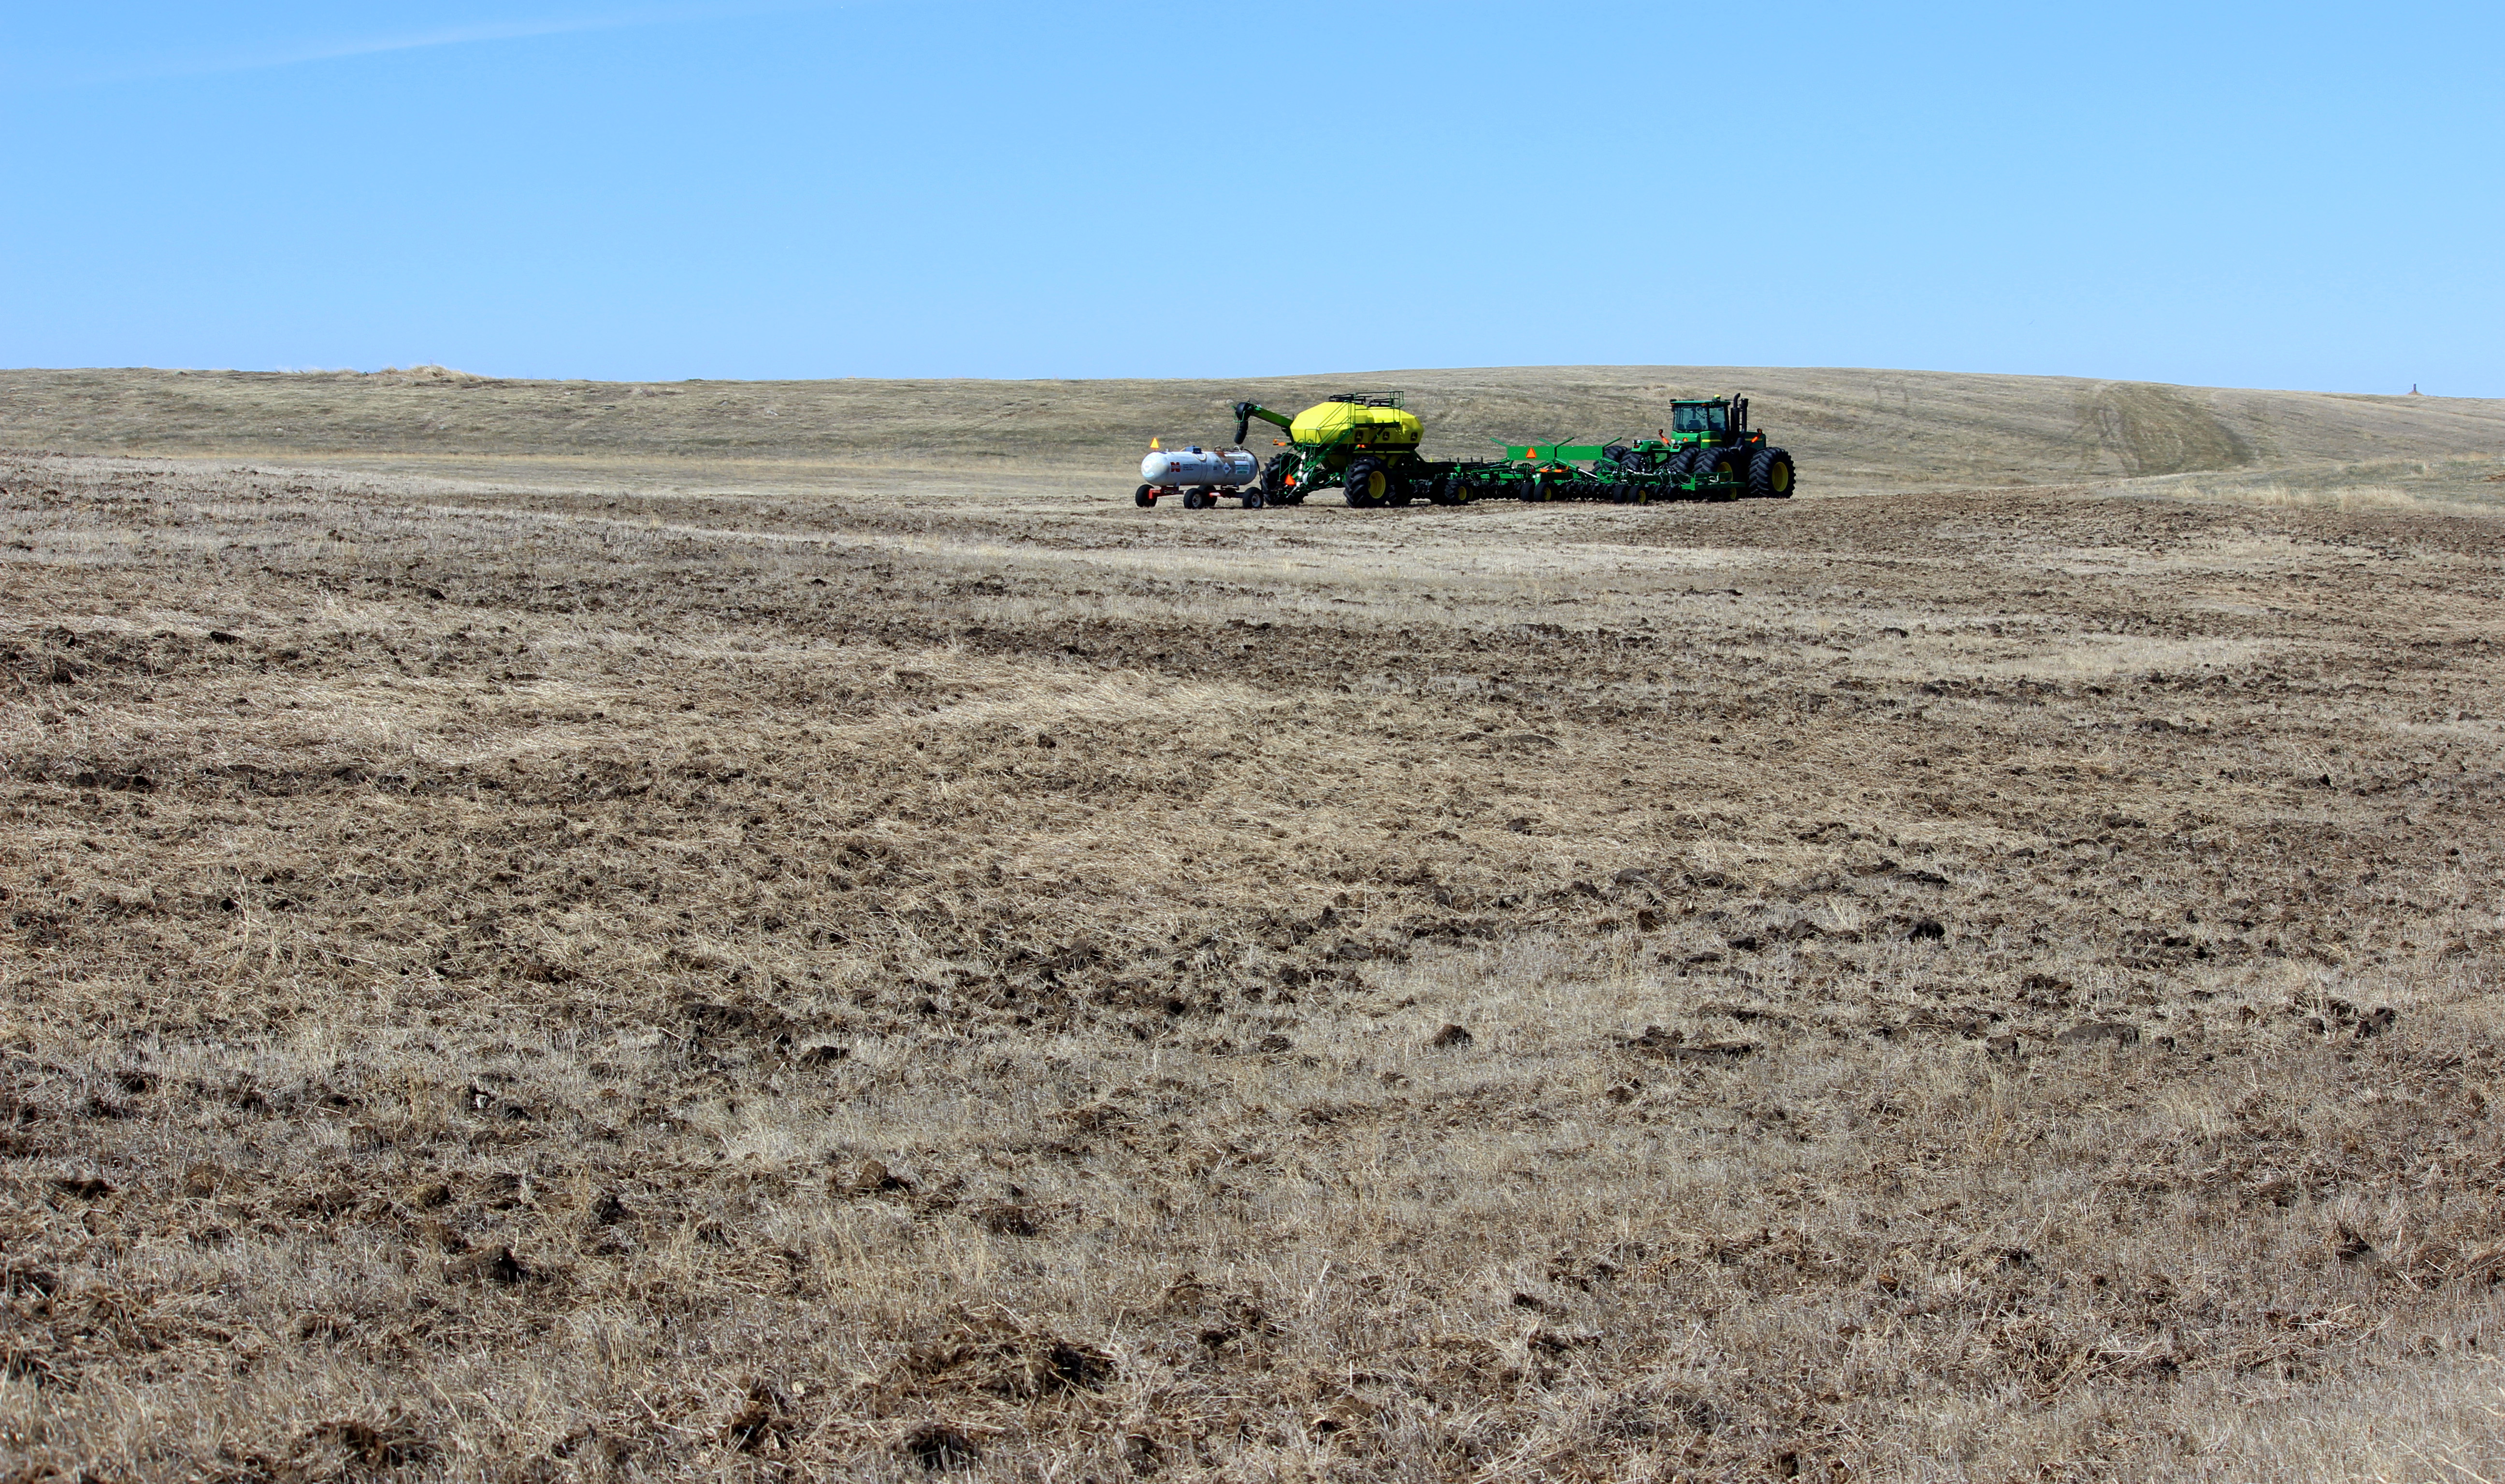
[1231,393,1457,508]
[1228,393,1794,507]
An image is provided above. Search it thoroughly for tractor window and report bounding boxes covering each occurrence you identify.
[1672,404,1728,435]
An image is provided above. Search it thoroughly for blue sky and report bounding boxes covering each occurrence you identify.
[4,1,2499,393]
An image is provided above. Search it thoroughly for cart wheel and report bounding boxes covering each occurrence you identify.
[1344,457,1389,508]
[1182,489,1208,510]
[1134,484,1156,507]
[1242,488,1266,509]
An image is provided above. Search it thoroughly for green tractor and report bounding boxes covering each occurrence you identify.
[1642,395,1795,499]
[1231,393,1498,508]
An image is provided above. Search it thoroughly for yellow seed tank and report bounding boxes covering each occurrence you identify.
[1287,399,1423,449]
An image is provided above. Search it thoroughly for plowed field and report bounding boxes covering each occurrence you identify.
[5,374,2505,1480]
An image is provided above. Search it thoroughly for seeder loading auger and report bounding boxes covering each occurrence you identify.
[1131,392,1796,509]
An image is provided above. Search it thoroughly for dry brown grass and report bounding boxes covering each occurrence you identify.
[5,370,2505,1481]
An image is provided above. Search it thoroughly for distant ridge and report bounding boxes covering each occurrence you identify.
[2,365,2498,492]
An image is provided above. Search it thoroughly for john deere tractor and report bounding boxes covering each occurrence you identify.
[1231,393,1497,507]
[1649,395,1794,499]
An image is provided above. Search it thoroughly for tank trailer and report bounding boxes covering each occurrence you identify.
[1136,440,1264,508]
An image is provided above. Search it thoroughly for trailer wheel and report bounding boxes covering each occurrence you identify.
[1182,488,1208,510]
[1134,484,1157,507]
[1344,457,1389,508]
[1242,488,1265,510]
[1748,447,1796,499]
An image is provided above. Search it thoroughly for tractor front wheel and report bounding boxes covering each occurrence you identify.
[1748,447,1796,499]
[1344,457,1390,509]
[1699,452,1741,501]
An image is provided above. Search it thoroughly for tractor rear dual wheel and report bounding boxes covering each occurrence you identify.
[1747,447,1796,499]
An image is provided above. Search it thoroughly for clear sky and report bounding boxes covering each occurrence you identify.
[4,1,2499,393]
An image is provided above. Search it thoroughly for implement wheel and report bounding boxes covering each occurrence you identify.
[1134,484,1157,508]
[1748,447,1796,499]
[1261,451,1301,505]
[1344,457,1390,509]
[1242,487,1266,510]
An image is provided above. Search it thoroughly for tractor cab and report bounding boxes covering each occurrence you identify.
[1670,401,1728,437]
[1663,396,1763,454]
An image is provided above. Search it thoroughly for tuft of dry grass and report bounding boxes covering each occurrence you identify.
[3,404,2505,1481]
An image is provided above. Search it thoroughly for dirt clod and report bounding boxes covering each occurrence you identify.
[903,1424,980,1472]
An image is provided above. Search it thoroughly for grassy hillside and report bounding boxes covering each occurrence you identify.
[5,364,2501,494]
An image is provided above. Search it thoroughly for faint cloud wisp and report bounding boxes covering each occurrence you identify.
[37,1,846,88]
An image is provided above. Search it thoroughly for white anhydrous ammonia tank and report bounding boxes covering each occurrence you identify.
[1140,446,1256,487]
